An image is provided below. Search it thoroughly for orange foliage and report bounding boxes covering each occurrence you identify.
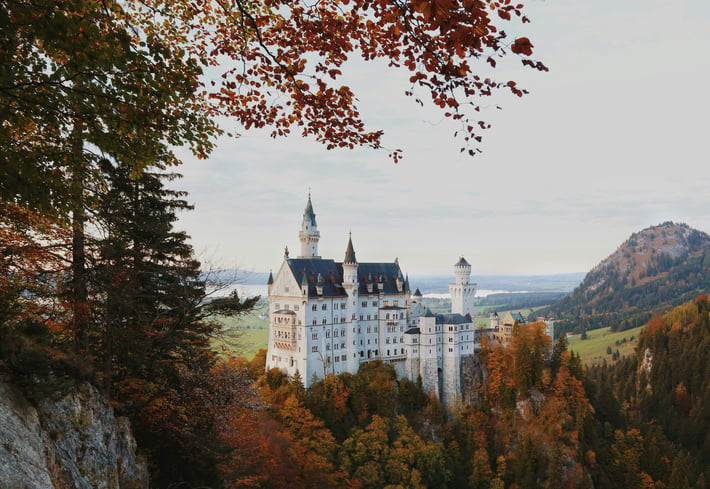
[117,0,547,159]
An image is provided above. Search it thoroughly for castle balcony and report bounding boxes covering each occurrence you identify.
[271,310,297,350]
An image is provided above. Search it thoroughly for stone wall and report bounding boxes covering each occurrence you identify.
[0,380,148,489]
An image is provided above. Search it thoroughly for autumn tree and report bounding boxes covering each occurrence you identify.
[0,202,75,399]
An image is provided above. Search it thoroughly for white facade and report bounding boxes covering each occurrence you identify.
[265,197,478,405]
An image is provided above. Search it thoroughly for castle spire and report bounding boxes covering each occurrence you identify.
[343,232,357,264]
[298,192,320,258]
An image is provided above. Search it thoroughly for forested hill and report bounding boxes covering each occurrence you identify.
[538,222,710,334]
[583,295,710,487]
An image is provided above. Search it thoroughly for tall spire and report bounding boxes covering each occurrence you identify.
[304,191,317,227]
[343,232,357,264]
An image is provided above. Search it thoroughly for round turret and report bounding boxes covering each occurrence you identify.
[454,256,471,285]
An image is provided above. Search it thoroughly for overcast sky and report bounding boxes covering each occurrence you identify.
[175,0,710,276]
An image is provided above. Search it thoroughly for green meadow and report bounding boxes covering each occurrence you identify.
[566,325,643,366]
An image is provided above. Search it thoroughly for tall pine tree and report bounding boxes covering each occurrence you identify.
[92,159,256,488]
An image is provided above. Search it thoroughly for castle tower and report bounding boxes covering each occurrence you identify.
[342,234,360,372]
[449,256,477,318]
[418,308,441,399]
[298,193,320,258]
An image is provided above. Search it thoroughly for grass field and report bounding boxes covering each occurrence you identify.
[212,307,269,360]
[566,325,644,366]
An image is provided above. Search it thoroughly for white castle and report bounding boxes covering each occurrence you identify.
[265,195,481,405]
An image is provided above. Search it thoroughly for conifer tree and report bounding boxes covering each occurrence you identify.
[91,160,256,487]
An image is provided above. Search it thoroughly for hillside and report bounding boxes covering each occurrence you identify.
[539,222,710,334]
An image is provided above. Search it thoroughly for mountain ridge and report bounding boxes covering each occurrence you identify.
[538,222,710,334]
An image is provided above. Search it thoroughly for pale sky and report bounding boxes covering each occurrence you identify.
[176,0,710,276]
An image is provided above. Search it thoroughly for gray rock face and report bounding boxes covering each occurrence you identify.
[0,380,148,489]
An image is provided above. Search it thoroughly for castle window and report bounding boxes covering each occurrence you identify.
[322,304,327,310]
[334,330,338,337]
[341,343,345,349]
[367,314,371,320]
[312,319,317,325]
[326,344,330,350]
[361,301,367,307]
[294,305,299,311]
[360,315,364,321]
[322,319,327,324]
[274,303,280,309]
[401,348,404,354]
[387,349,390,356]
[312,332,318,340]
[386,313,390,320]
[372,301,378,307]
[326,330,331,338]
[312,304,317,311]
[333,303,338,310]
[312,346,318,352]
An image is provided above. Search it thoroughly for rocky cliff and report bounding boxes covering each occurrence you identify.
[0,380,148,489]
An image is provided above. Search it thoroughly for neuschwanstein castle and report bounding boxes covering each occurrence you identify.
[265,195,483,405]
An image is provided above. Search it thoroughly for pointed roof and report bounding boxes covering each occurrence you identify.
[423,307,436,318]
[303,192,317,227]
[267,271,274,285]
[455,256,470,267]
[343,233,357,265]
[413,288,422,298]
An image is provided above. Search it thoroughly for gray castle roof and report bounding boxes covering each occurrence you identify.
[436,313,471,325]
[285,258,407,298]
[455,256,470,267]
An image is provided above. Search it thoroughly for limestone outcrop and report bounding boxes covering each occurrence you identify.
[0,380,148,489]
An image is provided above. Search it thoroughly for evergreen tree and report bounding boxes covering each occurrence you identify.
[91,160,256,488]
